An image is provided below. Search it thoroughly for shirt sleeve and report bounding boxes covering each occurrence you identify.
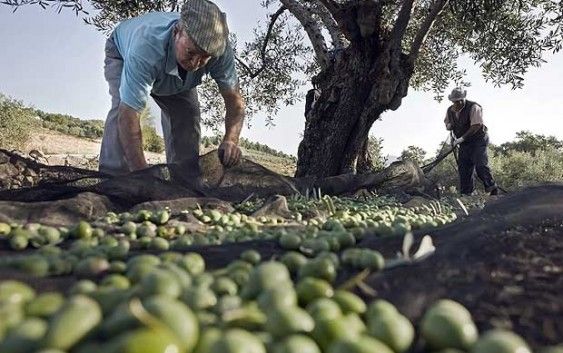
[207,43,239,91]
[119,54,157,112]
[470,104,484,125]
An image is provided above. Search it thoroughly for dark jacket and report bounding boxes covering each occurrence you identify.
[447,100,486,143]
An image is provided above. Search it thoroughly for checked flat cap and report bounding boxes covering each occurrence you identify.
[180,0,229,57]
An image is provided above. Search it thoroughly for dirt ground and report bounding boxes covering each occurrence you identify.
[23,129,295,175]
[24,129,166,167]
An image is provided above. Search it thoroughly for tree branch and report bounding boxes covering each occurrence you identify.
[1,0,86,14]
[408,0,449,64]
[390,0,417,47]
[316,0,340,16]
[261,6,287,63]
[309,0,347,50]
[280,0,331,69]
[235,6,287,79]
[235,56,255,77]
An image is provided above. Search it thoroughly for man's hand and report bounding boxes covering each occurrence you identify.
[453,137,465,146]
[218,141,242,168]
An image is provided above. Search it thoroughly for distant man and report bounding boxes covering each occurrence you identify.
[445,87,498,195]
[99,0,245,185]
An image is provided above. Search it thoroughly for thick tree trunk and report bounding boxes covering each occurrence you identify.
[296,45,411,178]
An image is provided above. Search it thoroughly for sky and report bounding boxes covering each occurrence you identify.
[1,2,562,159]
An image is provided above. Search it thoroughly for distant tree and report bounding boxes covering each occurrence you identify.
[35,110,105,139]
[68,126,83,136]
[491,131,563,156]
[400,145,427,166]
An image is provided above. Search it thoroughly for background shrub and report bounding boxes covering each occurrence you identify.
[139,106,165,153]
[142,125,165,153]
[0,94,39,150]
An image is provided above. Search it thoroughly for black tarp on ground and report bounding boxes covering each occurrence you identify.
[0,148,429,208]
[0,185,561,349]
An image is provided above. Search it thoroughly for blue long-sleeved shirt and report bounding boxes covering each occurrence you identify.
[111,12,238,111]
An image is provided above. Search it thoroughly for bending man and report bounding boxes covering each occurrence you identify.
[99,0,245,185]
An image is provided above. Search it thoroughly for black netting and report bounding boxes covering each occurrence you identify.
[0,149,303,208]
[0,149,198,207]
[0,148,430,208]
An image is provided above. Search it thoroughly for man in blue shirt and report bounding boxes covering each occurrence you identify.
[99,0,245,186]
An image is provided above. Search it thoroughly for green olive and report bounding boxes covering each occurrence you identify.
[471,330,532,353]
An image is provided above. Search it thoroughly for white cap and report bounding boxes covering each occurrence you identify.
[448,87,467,102]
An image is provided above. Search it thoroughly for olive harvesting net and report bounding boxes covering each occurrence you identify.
[0,149,296,207]
[0,148,427,207]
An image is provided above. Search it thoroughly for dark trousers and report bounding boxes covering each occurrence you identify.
[457,134,496,195]
[151,90,202,185]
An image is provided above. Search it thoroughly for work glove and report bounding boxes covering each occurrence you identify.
[453,137,465,146]
[218,140,242,168]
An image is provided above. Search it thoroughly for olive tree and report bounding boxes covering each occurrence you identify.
[4,0,562,178]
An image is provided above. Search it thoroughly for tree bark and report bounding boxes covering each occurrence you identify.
[296,46,411,178]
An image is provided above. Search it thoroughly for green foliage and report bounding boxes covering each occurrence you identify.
[491,131,563,156]
[142,126,165,153]
[366,136,387,172]
[410,1,563,98]
[0,92,104,145]
[490,147,563,190]
[400,145,427,166]
[0,94,39,149]
[139,106,165,154]
[37,111,104,139]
